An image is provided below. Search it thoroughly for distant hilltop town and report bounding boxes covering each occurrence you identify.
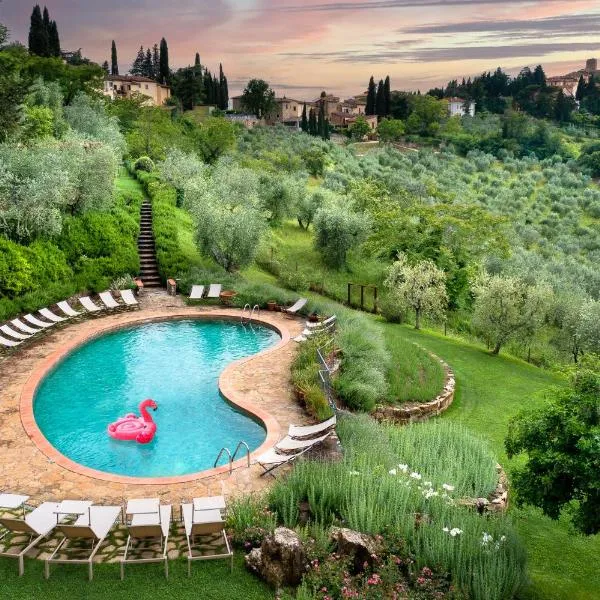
[547,58,599,97]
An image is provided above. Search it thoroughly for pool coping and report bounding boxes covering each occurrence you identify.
[19,310,291,485]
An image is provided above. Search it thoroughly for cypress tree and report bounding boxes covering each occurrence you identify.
[219,63,227,110]
[213,75,219,106]
[375,79,385,116]
[324,118,330,140]
[195,53,201,68]
[42,6,50,37]
[308,108,317,135]
[159,38,170,84]
[102,60,109,74]
[366,76,376,115]
[152,43,160,80]
[317,101,324,137]
[28,5,49,57]
[301,104,308,132]
[131,46,145,75]
[111,40,119,75]
[576,75,586,102]
[222,75,229,110]
[143,48,153,78]
[48,21,60,56]
[384,75,391,116]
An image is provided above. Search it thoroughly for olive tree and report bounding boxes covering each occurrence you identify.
[384,253,447,330]
[184,161,267,271]
[259,172,307,225]
[158,148,206,206]
[472,274,553,355]
[297,189,325,230]
[313,204,370,269]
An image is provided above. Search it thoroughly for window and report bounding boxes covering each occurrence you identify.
[145,84,149,89]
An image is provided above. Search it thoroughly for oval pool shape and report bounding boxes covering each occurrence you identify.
[33,319,280,478]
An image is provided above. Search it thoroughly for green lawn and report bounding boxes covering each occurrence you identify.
[383,323,600,600]
[0,553,272,600]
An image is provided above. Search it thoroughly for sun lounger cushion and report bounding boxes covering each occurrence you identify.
[24,314,54,329]
[190,285,205,300]
[0,325,31,341]
[206,284,222,298]
[10,319,41,335]
[39,308,66,323]
[99,292,120,309]
[79,297,103,312]
[288,415,337,439]
[57,301,80,318]
[120,289,138,306]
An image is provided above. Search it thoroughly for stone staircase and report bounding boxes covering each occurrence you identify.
[138,201,161,288]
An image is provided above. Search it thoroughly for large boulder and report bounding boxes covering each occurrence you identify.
[245,527,307,588]
[330,527,384,573]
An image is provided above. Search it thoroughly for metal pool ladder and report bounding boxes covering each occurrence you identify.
[241,304,260,325]
[241,304,251,324]
[214,441,251,474]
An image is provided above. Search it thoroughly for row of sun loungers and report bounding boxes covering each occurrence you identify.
[0,493,232,580]
[189,283,222,300]
[294,314,337,343]
[0,290,139,350]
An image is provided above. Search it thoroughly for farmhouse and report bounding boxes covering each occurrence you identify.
[102,75,171,106]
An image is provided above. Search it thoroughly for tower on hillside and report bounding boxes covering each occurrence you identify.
[585,58,598,73]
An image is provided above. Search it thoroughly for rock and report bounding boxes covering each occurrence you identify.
[245,527,306,588]
[330,527,384,573]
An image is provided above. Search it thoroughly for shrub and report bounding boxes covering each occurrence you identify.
[133,155,155,172]
[378,292,405,323]
[226,494,277,550]
[278,265,310,292]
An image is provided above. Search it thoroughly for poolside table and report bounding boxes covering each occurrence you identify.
[53,500,93,525]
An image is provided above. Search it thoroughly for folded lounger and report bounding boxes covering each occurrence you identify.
[288,415,337,440]
[0,335,21,348]
[121,499,171,579]
[119,289,139,307]
[0,496,60,576]
[294,319,337,343]
[10,319,41,335]
[99,291,121,310]
[189,285,205,300]
[306,315,337,329]
[181,500,232,576]
[38,308,66,323]
[45,503,121,581]
[0,325,31,341]
[206,284,222,299]
[254,432,331,477]
[79,296,104,313]
[282,298,308,315]
[56,301,81,318]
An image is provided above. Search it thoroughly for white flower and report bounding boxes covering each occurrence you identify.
[349,470,360,476]
[481,532,493,545]
[423,488,439,499]
[397,464,409,473]
[424,481,432,487]
[388,468,397,476]
[410,472,422,480]
[442,483,455,492]
[449,528,462,537]
[500,535,506,542]
[442,527,449,532]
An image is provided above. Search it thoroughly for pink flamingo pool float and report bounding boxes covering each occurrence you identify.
[107,399,158,444]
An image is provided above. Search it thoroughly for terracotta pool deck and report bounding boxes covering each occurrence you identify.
[0,291,308,505]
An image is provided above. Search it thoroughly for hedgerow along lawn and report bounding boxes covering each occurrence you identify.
[383,322,600,600]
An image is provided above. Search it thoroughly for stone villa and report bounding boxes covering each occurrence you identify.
[547,58,599,97]
[103,75,171,106]
[447,97,476,117]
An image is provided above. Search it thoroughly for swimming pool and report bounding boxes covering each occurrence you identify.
[33,319,280,478]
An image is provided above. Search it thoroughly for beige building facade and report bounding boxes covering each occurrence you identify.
[103,75,171,106]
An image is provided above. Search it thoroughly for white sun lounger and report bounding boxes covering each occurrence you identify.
[288,415,337,440]
[0,335,21,348]
[57,301,81,318]
[181,502,232,576]
[189,285,205,300]
[294,320,337,343]
[10,319,41,335]
[254,432,331,477]
[39,308,66,323]
[79,296,103,313]
[0,499,60,576]
[119,289,139,307]
[282,298,307,316]
[0,325,31,341]
[45,504,121,581]
[121,500,171,579]
[23,314,54,329]
[206,284,222,299]
[306,315,337,329]
[99,291,120,310]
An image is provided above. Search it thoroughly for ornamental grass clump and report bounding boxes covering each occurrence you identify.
[269,414,526,600]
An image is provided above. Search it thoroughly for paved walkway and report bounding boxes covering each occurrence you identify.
[0,291,307,506]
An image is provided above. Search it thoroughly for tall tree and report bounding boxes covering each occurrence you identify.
[366,76,376,115]
[42,6,50,37]
[131,46,145,76]
[102,60,109,74]
[308,108,317,135]
[143,47,153,78]
[384,75,391,116]
[48,21,60,56]
[301,104,308,132]
[375,78,385,116]
[240,78,275,118]
[317,100,325,138]
[533,64,546,88]
[152,43,160,80]
[219,63,228,110]
[195,52,201,69]
[111,40,119,75]
[554,89,575,122]
[575,74,586,102]
[159,37,170,84]
[171,66,204,110]
[28,5,49,57]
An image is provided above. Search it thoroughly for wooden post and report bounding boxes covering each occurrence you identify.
[360,285,365,310]
[347,283,351,306]
[373,286,378,313]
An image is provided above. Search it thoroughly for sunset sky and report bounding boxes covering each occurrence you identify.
[2,0,600,100]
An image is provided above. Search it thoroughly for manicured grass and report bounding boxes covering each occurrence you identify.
[0,553,273,600]
[382,322,600,600]
[378,321,445,403]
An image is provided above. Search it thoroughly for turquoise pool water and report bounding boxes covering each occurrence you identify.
[33,319,280,478]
